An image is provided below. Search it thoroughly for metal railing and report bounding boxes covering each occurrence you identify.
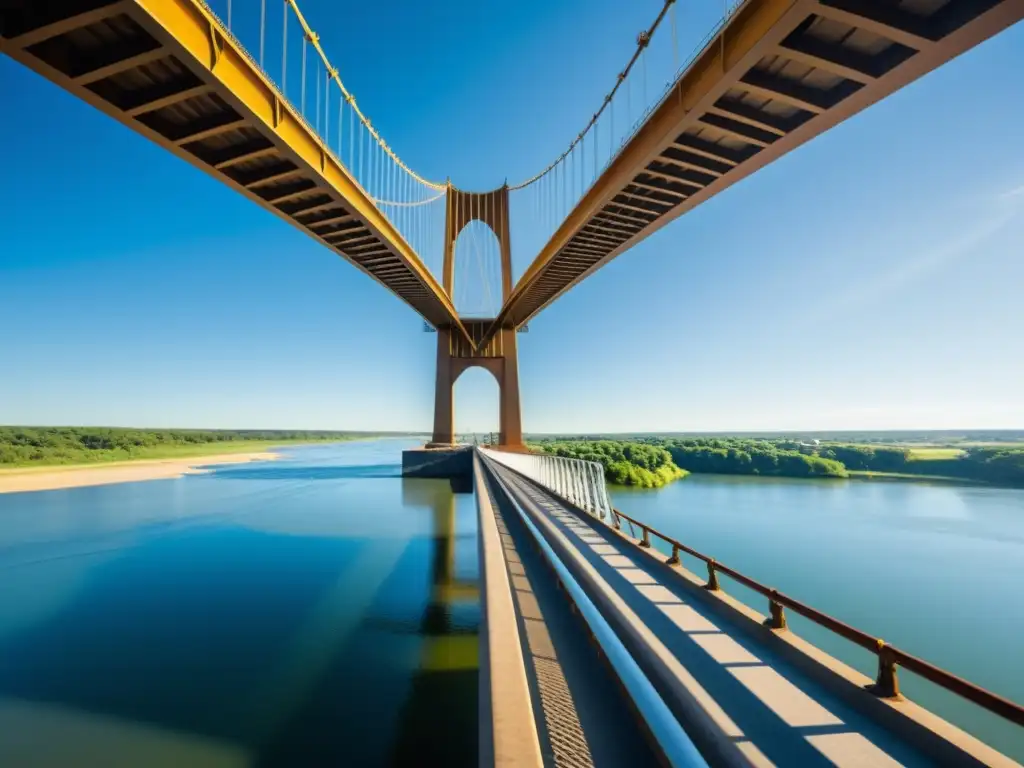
[610,508,1024,728]
[480,449,614,521]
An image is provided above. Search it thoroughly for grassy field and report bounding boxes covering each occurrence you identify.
[906,447,965,460]
[0,438,359,470]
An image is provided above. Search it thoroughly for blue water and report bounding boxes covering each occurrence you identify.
[0,440,479,767]
[612,474,1024,761]
[3,442,1022,764]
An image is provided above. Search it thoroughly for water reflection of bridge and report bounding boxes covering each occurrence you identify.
[389,478,481,766]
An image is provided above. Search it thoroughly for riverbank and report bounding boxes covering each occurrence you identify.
[846,470,986,486]
[0,450,279,494]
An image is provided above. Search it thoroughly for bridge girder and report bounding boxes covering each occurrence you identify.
[484,0,1024,345]
[1,0,472,343]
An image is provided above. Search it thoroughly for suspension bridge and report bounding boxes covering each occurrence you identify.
[3,0,1024,766]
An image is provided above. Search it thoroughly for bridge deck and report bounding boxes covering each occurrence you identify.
[481,456,1018,768]
[490,0,1024,339]
[481,466,659,768]
[0,0,466,335]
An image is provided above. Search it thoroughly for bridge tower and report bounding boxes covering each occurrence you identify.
[429,185,522,449]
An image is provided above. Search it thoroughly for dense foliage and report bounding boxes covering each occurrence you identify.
[0,427,366,466]
[535,435,1024,487]
[649,437,848,478]
[532,441,688,488]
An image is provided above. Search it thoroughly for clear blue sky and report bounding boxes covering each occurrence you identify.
[2,1,1022,434]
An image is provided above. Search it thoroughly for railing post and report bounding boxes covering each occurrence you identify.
[612,510,621,530]
[602,476,614,520]
[874,641,901,698]
[639,527,651,548]
[706,560,720,591]
[768,591,787,630]
[666,544,680,565]
[585,462,598,518]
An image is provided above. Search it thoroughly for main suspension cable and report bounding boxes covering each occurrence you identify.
[508,0,676,190]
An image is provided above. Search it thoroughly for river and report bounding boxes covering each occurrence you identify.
[0,441,1021,765]
[612,474,1024,762]
[0,439,479,767]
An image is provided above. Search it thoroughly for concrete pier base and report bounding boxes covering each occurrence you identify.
[402,446,473,479]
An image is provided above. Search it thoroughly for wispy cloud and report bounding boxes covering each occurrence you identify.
[822,186,1024,312]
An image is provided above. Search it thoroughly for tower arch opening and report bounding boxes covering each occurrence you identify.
[430,186,522,449]
[453,365,500,444]
[450,220,503,319]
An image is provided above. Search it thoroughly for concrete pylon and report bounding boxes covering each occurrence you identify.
[428,185,523,449]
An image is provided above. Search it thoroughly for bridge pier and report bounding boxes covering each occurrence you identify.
[428,184,523,450]
[429,326,523,449]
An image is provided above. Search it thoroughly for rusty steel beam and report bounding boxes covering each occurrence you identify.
[1,0,469,341]
[485,0,1024,342]
[3,2,133,49]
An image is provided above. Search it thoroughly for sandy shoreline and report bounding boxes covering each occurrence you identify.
[0,452,280,495]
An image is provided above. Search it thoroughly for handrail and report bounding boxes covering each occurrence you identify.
[478,451,707,768]
[608,508,1024,728]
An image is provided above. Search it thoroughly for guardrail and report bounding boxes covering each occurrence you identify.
[477,450,708,768]
[480,448,1024,728]
[610,508,1024,728]
[481,448,613,521]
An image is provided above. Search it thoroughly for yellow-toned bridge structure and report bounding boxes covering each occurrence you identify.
[486,0,1024,340]
[3,0,1022,450]
[4,2,1024,765]
[1,0,468,339]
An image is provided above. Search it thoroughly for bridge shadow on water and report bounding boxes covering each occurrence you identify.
[0,467,480,767]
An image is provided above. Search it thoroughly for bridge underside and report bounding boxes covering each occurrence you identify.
[1,0,466,335]
[493,0,1024,337]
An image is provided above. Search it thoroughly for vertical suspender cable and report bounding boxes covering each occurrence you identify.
[567,150,572,209]
[227,0,231,30]
[721,0,727,71]
[626,70,631,133]
[282,3,288,93]
[670,0,679,73]
[580,134,585,197]
[359,120,365,187]
[642,47,648,116]
[301,36,307,116]
[348,102,355,171]
[610,98,615,164]
[260,0,266,68]
[373,132,377,198]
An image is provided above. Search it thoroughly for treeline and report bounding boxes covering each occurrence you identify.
[806,443,1024,485]
[547,436,1024,487]
[533,441,688,488]
[0,427,364,466]
[958,447,1024,486]
[650,437,848,479]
